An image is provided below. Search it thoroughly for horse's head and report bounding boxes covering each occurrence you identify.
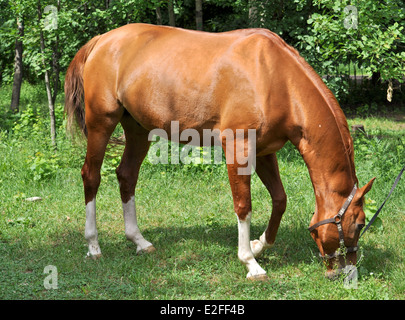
[309,178,375,278]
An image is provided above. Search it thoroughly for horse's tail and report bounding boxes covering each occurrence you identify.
[64,35,101,138]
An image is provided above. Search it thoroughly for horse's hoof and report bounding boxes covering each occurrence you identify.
[137,245,156,255]
[325,268,342,280]
[247,273,269,281]
[86,252,102,260]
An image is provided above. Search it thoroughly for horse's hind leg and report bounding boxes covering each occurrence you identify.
[250,153,287,258]
[82,106,123,259]
[116,113,154,254]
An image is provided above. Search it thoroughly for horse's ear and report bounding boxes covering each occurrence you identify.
[358,177,376,199]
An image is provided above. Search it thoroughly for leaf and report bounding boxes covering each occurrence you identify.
[371,217,383,231]
[364,199,383,232]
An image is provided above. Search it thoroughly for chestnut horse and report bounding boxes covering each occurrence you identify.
[65,23,374,280]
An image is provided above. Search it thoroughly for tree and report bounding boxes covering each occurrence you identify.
[36,0,59,147]
[10,16,23,113]
[248,0,264,28]
[195,0,203,30]
[246,0,316,46]
[299,0,405,102]
[168,0,176,26]
[156,4,162,24]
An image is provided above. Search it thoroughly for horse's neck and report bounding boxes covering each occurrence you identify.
[266,39,357,212]
[289,86,357,212]
[298,134,355,214]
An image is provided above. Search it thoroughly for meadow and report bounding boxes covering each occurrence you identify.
[0,83,404,300]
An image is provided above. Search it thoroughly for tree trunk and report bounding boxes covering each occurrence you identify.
[168,0,175,26]
[105,0,113,9]
[37,2,56,148]
[10,17,24,113]
[156,5,162,25]
[371,72,381,87]
[249,0,264,27]
[51,0,60,107]
[249,0,258,27]
[195,0,203,30]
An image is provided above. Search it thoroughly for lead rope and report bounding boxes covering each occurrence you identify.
[360,164,405,238]
[344,165,404,289]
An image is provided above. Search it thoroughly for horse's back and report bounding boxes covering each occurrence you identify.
[83,24,288,142]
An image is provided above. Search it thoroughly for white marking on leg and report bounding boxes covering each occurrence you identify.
[251,229,273,258]
[123,196,154,254]
[85,199,102,258]
[236,212,267,279]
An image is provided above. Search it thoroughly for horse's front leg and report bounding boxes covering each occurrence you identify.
[224,139,268,281]
[250,153,287,258]
[236,209,268,281]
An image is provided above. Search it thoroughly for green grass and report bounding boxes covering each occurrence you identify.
[0,84,404,300]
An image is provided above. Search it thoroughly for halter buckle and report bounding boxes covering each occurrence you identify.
[334,215,342,224]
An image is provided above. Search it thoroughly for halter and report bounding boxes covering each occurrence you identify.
[308,185,358,259]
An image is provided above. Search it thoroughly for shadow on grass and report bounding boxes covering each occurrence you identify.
[110,222,395,276]
[1,221,395,283]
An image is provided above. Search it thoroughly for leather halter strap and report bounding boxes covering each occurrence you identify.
[308,185,358,259]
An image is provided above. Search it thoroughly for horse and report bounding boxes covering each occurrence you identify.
[64,23,374,280]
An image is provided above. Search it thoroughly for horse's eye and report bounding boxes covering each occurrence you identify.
[356,223,365,231]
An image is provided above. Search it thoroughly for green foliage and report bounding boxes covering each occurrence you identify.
[12,104,43,139]
[353,126,405,175]
[2,0,404,114]
[7,215,35,228]
[357,103,379,117]
[248,0,313,45]
[363,198,383,233]
[349,116,404,243]
[27,151,60,181]
[298,0,405,101]
[101,146,123,179]
[1,97,84,182]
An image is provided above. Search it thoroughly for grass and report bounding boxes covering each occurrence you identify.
[0,83,404,300]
